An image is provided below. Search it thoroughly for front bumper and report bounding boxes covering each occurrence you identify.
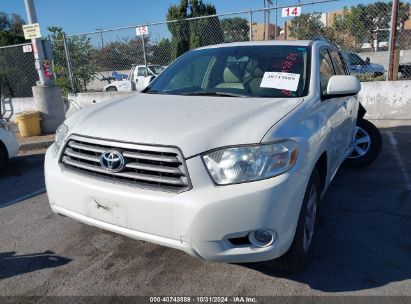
[45,145,309,263]
[1,128,19,158]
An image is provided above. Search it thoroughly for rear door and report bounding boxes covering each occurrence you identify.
[318,48,351,175]
[329,49,357,150]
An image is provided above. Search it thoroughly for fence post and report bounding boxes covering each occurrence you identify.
[249,10,253,41]
[62,33,75,93]
[387,0,399,81]
[141,35,148,77]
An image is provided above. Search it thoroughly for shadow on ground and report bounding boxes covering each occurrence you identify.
[242,126,411,292]
[0,153,44,180]
[0,251,71,280]
[0,153,45,207]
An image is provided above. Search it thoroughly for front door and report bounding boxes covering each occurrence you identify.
[318,48,353,176]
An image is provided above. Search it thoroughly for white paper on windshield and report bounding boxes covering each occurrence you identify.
[260,72,300,91]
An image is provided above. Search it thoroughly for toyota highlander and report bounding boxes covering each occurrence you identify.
[45,40,363,272]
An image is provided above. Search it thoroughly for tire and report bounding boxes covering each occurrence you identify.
[273,169,321,273]
[106,86,117,92]
[0,145,6,171]
[344,119,382,168]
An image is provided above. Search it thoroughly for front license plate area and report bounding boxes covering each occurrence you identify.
[85,196,127,227]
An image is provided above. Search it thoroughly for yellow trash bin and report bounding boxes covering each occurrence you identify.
[15,111,41,138]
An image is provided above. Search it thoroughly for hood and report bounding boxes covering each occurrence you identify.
[66,94,303,157]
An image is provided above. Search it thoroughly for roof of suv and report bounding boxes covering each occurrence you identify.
[197,40,314,51]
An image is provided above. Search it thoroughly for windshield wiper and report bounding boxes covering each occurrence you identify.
[181,91,248,97]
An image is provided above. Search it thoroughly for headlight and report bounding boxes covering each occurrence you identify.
[54,123,68,154]
[202,140,299,185]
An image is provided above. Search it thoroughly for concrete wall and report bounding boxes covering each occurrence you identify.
[65,91,137,117]
[64,82,411,120]
[358,80,411,119]
[3,80,411,122]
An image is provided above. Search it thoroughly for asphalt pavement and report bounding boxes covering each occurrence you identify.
[0,125,410,297]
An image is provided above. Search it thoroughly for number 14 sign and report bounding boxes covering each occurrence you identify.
[282,6,301,17]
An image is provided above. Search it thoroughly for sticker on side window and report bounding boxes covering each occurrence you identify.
[260,72,300,91]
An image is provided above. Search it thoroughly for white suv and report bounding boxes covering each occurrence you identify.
[45,40,362,272]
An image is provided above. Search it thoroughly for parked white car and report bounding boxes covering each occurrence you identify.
[0,119,19,170]
[46,40,367,272]
[341,51,385,77]
[103,65,166,92]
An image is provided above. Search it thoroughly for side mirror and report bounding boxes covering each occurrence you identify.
[365,57,370,65]
[326,75,361,98]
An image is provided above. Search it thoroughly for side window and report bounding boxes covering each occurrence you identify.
[348,53,362,66]
[319,49,335,96]
[137,67,146,76]
[330,50,346,75]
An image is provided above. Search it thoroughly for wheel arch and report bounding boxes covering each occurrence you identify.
[105,86,117,92]
[314,151,327,193]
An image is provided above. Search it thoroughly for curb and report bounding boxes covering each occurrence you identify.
[19,140,54,152]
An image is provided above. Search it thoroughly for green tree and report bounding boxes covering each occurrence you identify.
[188,0,224,48]
[288,13,327,40]
[166,0,223,58]
[150,38,172,65]
[167,0,190,59]
[220,17,250,43]
[0,12,26,47]
[48,26,96,95]
[332,7,369,51]
[93,37,149,71]
[332,2,410,51]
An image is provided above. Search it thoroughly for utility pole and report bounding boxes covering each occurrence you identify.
[24,0,48,85]
[263,0,267,40]
[96,28,104,48]
[24,0,65,133]
[264,0,273,40]
[274,0,278,40]
[387,0,399,81]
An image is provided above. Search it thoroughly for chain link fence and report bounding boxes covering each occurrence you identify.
[58,0,410,94]
[0,43,38,98]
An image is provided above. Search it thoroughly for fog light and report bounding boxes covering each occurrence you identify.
[249,229,276,248]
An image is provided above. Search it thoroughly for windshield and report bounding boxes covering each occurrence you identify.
[144,45,310,98]
[148,65,166,75]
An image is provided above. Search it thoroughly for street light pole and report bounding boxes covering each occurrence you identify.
[23,0,66,134]
[24,0,48,85]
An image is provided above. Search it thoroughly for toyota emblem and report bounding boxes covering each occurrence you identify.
[100,150,125,173]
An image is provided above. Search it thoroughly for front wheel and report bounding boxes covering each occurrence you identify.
[273,169,321,273]
[344,119,382,168]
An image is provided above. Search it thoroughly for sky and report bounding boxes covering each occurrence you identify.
[2,0,395,37]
